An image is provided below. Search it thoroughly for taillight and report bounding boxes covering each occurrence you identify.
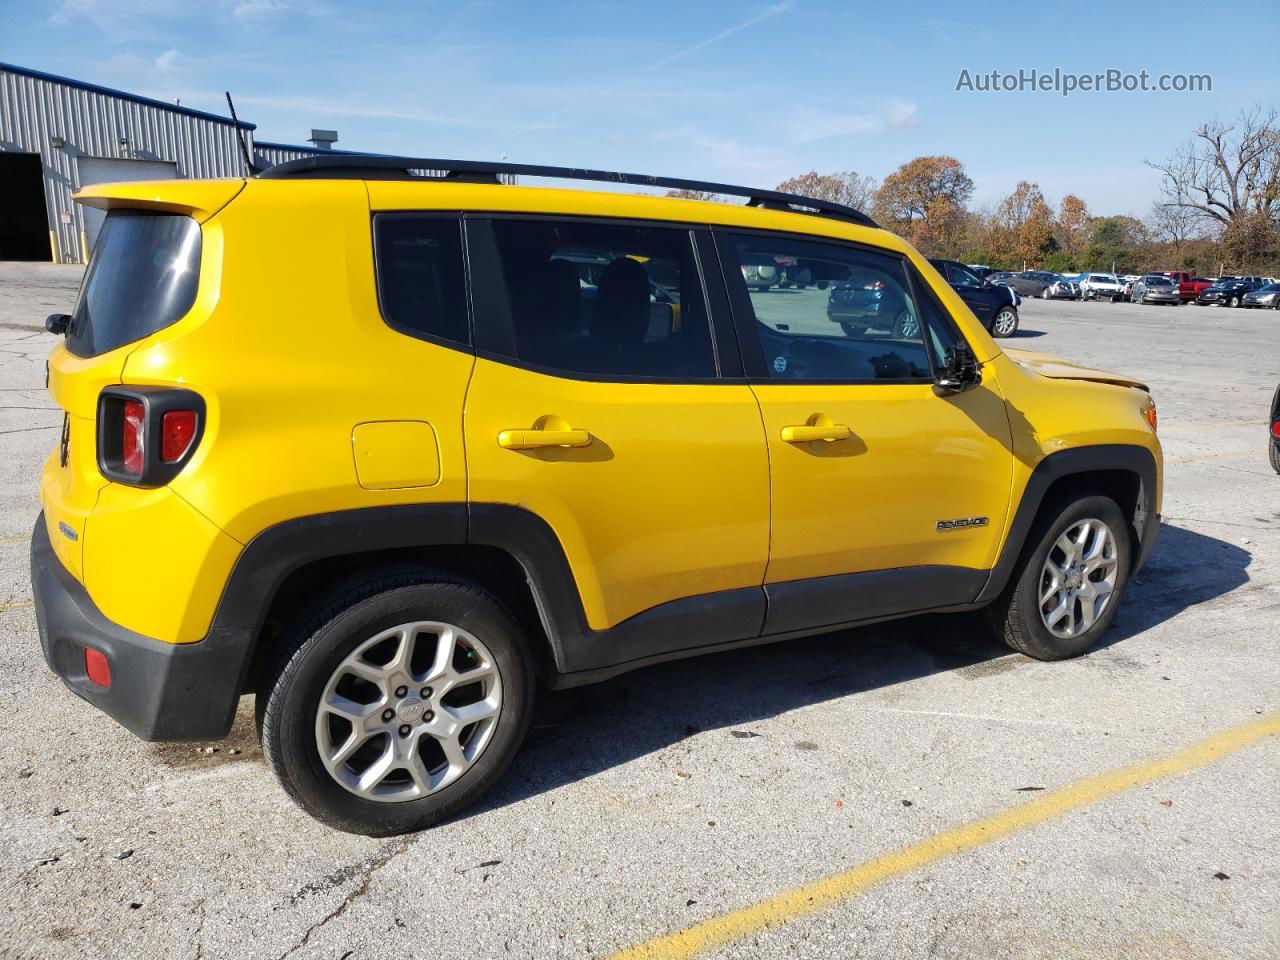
[122,400,145,476]
[98,388,205,486]
[1271,419,1280,438]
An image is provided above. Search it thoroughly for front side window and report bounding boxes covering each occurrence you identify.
[946,262,982,287]
[374,215,469,346]
[489,219,715,379]
[726,233,948,382]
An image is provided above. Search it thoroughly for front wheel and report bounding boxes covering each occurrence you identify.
[1227,295,1240,308]
[1040,287,1052,299]
[891,310,921,339]
[991,306,1019,337]
[259,575,535,835]
[984,495,1131,660]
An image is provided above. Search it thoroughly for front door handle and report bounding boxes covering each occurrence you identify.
[780,421,851,443]
[498,427,591,450]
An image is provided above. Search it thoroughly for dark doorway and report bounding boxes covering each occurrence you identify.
[0,152,53,261]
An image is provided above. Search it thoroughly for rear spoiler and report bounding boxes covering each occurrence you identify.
[74,179,246,224]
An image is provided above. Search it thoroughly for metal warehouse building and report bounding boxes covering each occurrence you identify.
[0,62,351,264]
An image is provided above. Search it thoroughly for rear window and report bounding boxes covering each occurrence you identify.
[373,214,469,346]
[67,211,201,358]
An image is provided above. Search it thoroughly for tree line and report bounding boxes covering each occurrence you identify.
[669,106,1280,275]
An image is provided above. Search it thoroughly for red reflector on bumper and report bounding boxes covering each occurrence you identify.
[85,647,111,688]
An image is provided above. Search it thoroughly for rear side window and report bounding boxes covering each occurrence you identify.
[67,211,201,358]
[374,215,469,346]
[488,218,716,379]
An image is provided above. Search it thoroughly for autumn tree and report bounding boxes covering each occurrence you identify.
[991,181,1056,267]
[1055,194,1092,260]
[774,171,877,212]
[871,156,973,255]
[1220,210,1280,271]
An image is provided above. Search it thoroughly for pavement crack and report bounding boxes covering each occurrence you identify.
[276,837,413,959]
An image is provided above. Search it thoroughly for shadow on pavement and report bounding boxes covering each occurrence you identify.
[480,523,1248,812]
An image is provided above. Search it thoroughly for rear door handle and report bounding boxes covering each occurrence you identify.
[780,423,851,443]
[498,427,591,450]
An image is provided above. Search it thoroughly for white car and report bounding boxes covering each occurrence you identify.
[1080,273,1124,301]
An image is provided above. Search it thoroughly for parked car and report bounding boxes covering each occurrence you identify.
[1157,271,1213,302]
[1080,273,1124,301]
[1196,278,1267,307]
[1242,282,1280,309]
[826,274,914,336]
[34,157,1163,835]
[1006,270,1061,298]
[967,264,995,281]
[928,258,1020,337]
[742,262,781,291]
[987,271,1017,287]
[1045,276,1082,300]
[1271,384,1280,475]
[1130,275,1182,305]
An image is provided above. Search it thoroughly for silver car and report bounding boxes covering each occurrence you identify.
[1242,283,1280,309]
[1130,275,1181,305]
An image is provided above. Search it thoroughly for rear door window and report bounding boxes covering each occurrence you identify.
[487,218,716,379]
[66,211,201,358]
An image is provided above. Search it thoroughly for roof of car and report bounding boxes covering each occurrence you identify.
[258,154,880,229]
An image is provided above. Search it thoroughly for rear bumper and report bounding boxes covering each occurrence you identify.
[30,513,241,741]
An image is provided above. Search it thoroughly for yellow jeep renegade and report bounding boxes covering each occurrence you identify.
[32,156,1161,835]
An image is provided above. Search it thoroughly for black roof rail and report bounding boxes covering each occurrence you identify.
[257,154,878,228]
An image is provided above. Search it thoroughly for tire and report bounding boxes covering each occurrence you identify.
[983,494,1132,661]
[1227,295,1240,308]
[840,321,868,337]
[891,310,921,339]
[1040,287,1051,299]
[991,306,1019,337]
[1270,441,1280,475]
[259,574,535,836]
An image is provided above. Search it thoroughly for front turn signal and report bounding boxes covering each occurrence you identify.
[1142,400,1158,433]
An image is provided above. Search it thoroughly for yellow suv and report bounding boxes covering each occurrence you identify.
[32,157,1161,835]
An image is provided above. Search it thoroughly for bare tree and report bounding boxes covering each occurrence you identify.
[774,171,877,212]
[664,188,724,202]
[1147,107,1280,226]
[1145,201,1202,263]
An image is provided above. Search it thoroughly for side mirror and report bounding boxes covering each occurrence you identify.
[933,344,982,396]
[46,313,71,335]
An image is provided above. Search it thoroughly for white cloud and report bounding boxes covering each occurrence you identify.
[230,0,287,25]
[784,99,922,144]
[887,99,920,128]
[155,49,180,72]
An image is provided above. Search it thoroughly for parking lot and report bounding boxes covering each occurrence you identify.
[1,262,1277,960]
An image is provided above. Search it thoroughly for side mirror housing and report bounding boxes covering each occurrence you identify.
[46,313,72,335]
[933,344,982,396]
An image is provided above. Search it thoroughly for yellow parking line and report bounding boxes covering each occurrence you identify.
[0,535,29,543]
[608,711,1280,960]
[0,600,34,612]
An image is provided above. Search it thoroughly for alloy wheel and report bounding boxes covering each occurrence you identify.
[314,621,502,802]
[1038,518,1119,639]
[993,308,1017,336]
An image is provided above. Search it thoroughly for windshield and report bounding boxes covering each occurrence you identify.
[67,211,201,358]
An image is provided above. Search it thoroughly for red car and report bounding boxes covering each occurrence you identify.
[1159,271,1213,302]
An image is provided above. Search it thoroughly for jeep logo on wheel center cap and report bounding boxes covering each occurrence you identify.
[396,699,426,723]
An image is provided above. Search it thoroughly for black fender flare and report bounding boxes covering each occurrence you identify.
[973,443,1159,604]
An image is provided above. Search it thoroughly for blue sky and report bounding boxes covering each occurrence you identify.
[2,0,1276,215]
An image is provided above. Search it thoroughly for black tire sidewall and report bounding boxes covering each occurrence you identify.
[1008,495,1132,660]
[262,583,534,836]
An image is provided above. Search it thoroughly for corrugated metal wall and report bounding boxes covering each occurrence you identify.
[1,65,252,262]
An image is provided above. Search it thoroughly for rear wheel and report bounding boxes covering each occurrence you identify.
[259,575,534,835]
[984,495,1131,660]
[1270,440,1280,475]
[891,310,920,339]
[840,321,869,337]
[1227,295,1240,308]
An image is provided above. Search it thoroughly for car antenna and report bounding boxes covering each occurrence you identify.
[225,91,257,177]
